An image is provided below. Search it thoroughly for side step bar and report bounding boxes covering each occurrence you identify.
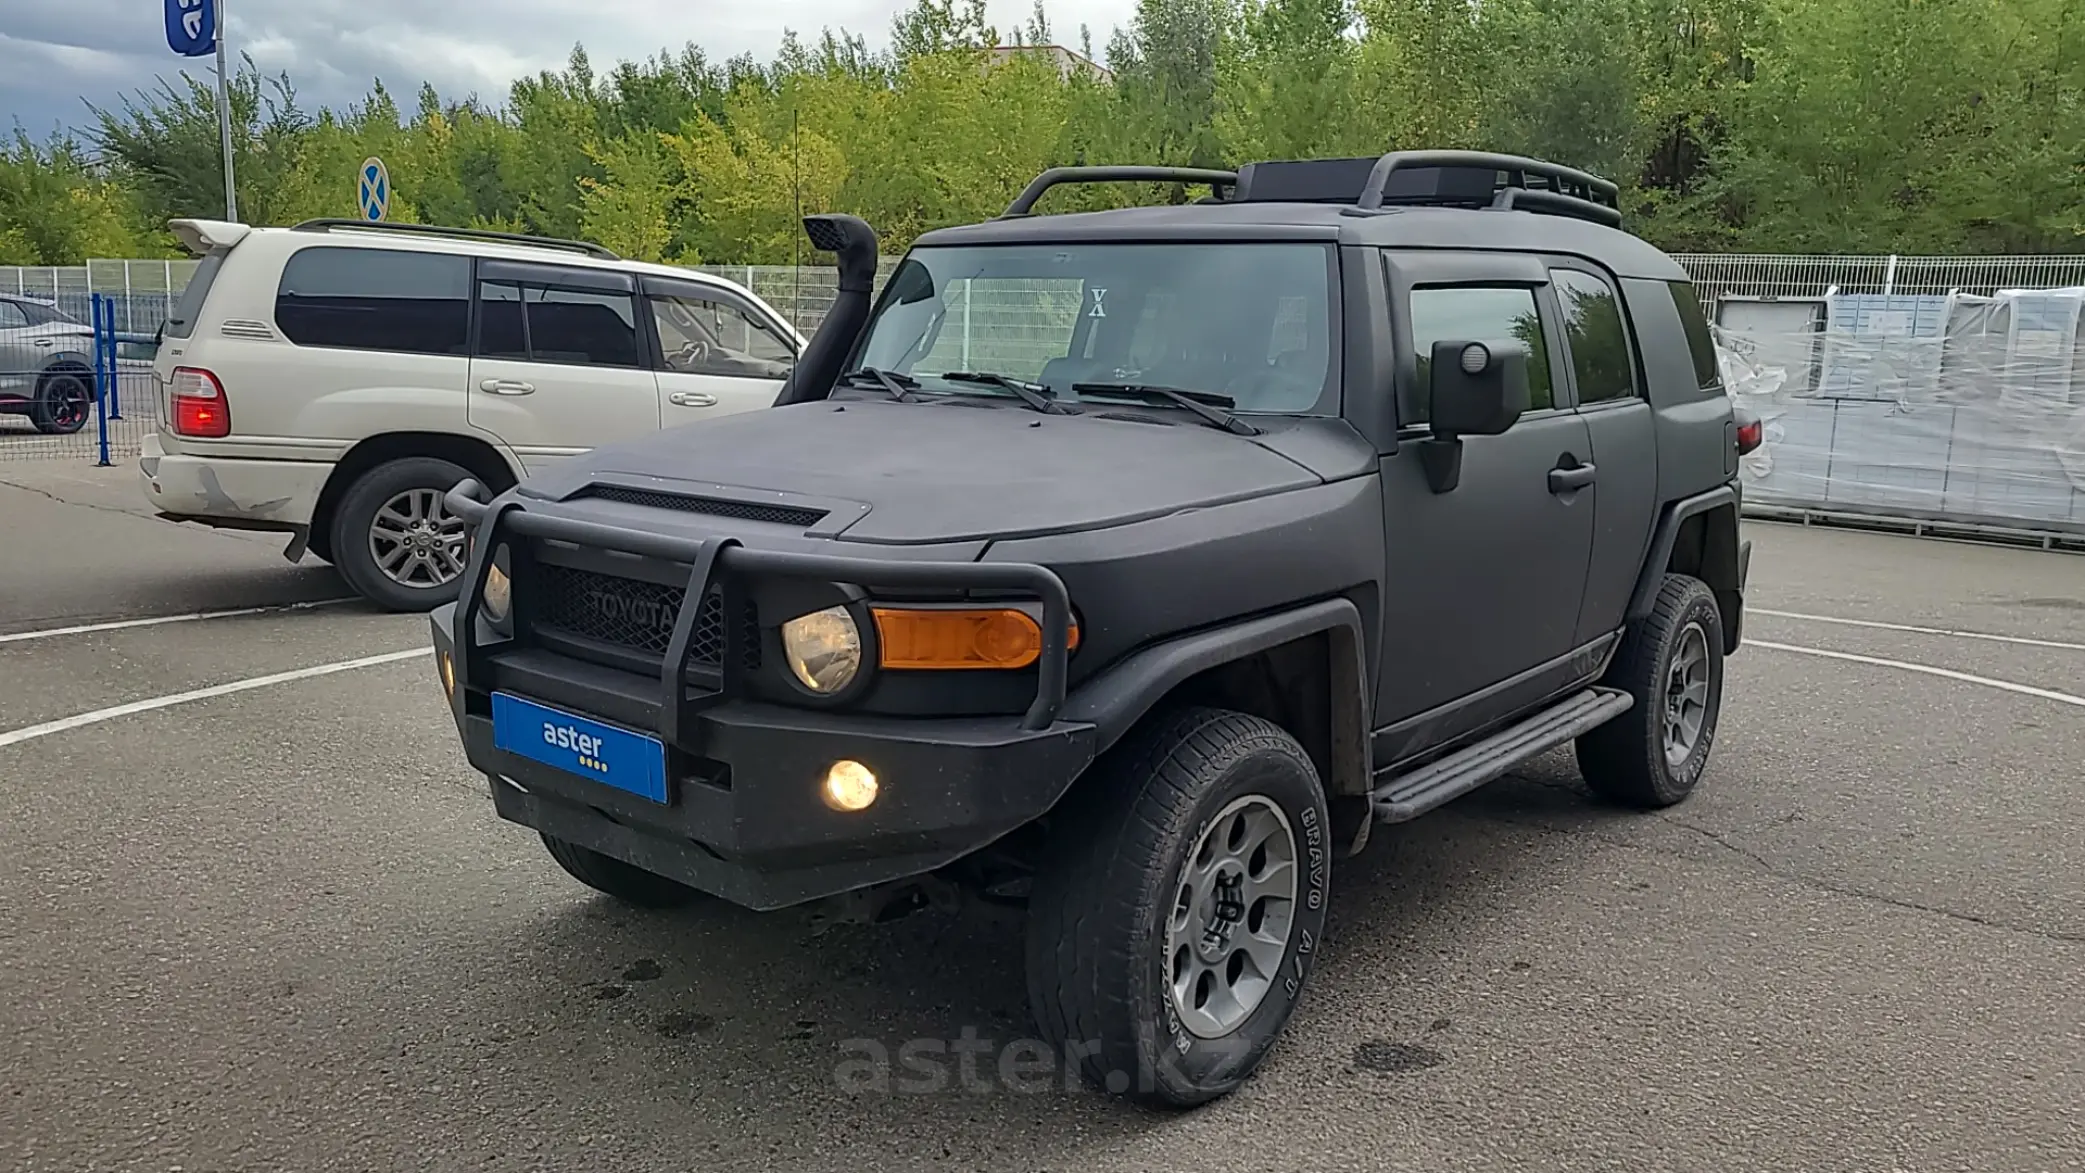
[1371,687,1634,823]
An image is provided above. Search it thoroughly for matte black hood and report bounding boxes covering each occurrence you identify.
[524,398,1340,545]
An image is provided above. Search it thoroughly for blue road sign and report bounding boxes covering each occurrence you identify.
[166,0,216,57]
[358,158,390,222]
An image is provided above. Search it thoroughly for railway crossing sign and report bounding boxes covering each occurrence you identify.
[358,158,390,222]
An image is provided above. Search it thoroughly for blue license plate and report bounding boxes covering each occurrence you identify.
[491,692,668,804]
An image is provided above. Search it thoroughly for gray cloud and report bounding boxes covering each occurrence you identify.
[1,0,1130,139]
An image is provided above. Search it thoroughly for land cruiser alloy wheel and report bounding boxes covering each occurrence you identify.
[1025,707,1331,1108]
[1577,573,1726,808]
[541,835,705,909]
[330,457,474,612]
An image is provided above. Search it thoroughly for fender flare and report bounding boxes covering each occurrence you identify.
[1627,483,1745,645]
[1060,596,1374,795]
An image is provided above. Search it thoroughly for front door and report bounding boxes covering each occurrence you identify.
[466,260,661,477]
[1374,254,1597,755]
[641,277,799,428]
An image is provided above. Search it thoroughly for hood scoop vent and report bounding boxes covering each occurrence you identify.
[577,484,829,529]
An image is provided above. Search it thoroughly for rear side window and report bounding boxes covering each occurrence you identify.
[1667,280,1721,390]
[16,300,78,327]
[526,286,642,368]
[1552,269,1640,404]
[474,279,643,369]
[0,302,27,330]
[275,247,471,356]
[163,252,225,340]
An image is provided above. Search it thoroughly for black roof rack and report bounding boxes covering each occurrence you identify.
[1001,166,1239,218]
[996,150,1626,230]
[1352,150,1622,228]
[288,218,621,260]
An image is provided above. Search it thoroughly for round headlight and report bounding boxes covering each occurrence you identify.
[482,552,511,623]
[781,606,862,694]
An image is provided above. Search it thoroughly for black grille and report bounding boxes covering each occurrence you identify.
[533,564,760,670]
[579,485,827,528]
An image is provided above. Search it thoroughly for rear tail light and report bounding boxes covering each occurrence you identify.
[170,367,230,438]
[1735,410,1763,456]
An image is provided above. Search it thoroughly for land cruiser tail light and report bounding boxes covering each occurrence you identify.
[870,607,1080,671]
[169,367,230,438]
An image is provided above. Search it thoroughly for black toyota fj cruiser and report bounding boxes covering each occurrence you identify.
[428,150,1756,1108]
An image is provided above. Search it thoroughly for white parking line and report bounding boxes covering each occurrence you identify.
[0,599,356,645]
[1749,640,2085,709]
[0,648,430,750]
[1753,608,2085,653]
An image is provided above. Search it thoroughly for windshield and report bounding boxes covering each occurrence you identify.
[853,242,1336,413]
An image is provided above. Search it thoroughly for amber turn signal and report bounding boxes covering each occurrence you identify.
[870,607,1079,670]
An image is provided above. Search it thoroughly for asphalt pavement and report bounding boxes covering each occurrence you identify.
[2,463,2080,1172]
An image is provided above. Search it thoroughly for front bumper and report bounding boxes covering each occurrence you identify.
[428,481,1096,911]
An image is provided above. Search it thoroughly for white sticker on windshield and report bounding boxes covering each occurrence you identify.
[1088,287,1108,319]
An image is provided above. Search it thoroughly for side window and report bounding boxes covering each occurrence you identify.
[1407,285,1554,424]
[1667,280,1723,391]
[1552,269,1639,405]
[525,286,643,369]
[477,282,527,360]
[0,302,27,330]
[275,247,471,356]
[649,292,796,379]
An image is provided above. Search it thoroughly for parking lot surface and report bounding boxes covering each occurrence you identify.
[3,462,2080,1172]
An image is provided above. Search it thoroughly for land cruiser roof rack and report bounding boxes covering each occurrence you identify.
[288,218,621,260]
[1001,166,1239,217]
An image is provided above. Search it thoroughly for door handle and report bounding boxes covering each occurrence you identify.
[668,391,718,408]
[33,339,54,348]
[478,378,535,396]
[1549,463,1597,493]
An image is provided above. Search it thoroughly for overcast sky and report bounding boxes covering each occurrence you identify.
[2,0,1133,140]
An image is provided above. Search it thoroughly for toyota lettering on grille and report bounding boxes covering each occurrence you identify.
[581,587,678,637]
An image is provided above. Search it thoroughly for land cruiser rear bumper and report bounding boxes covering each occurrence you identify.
[427,483,1097,912]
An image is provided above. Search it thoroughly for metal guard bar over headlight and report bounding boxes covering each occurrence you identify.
[442,479,1075,732]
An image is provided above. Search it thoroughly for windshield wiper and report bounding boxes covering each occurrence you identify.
[940,370,1068,414]
[1070,383,1260,436]
[838,366,919,401]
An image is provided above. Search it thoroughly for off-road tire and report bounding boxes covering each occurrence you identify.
[1576,573,1725,808]
[30,368,93,435]
[540,834,704,909]
[329,457,472,612]
[1025,706,1332,1109]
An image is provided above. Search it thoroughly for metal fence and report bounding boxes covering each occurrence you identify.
[8,253,2085,550]
[0,291,158,464]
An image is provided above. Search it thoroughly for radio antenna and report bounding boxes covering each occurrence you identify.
[792,103,802,329]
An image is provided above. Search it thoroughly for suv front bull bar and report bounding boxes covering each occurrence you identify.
[438,480,1076,737]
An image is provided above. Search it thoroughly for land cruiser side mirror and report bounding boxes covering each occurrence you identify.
[1416,339,1532,494]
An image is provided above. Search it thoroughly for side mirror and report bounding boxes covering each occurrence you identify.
[1415,339,1532,495]
[1427,339,1530,438]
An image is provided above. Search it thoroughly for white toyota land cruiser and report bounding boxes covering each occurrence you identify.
[142,218,804,611]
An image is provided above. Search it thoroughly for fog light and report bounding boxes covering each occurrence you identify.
[822,759,879,812]
[482,558,511,623]
[438,650,455,696]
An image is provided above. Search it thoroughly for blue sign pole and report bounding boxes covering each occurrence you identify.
[166,0,237,220]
